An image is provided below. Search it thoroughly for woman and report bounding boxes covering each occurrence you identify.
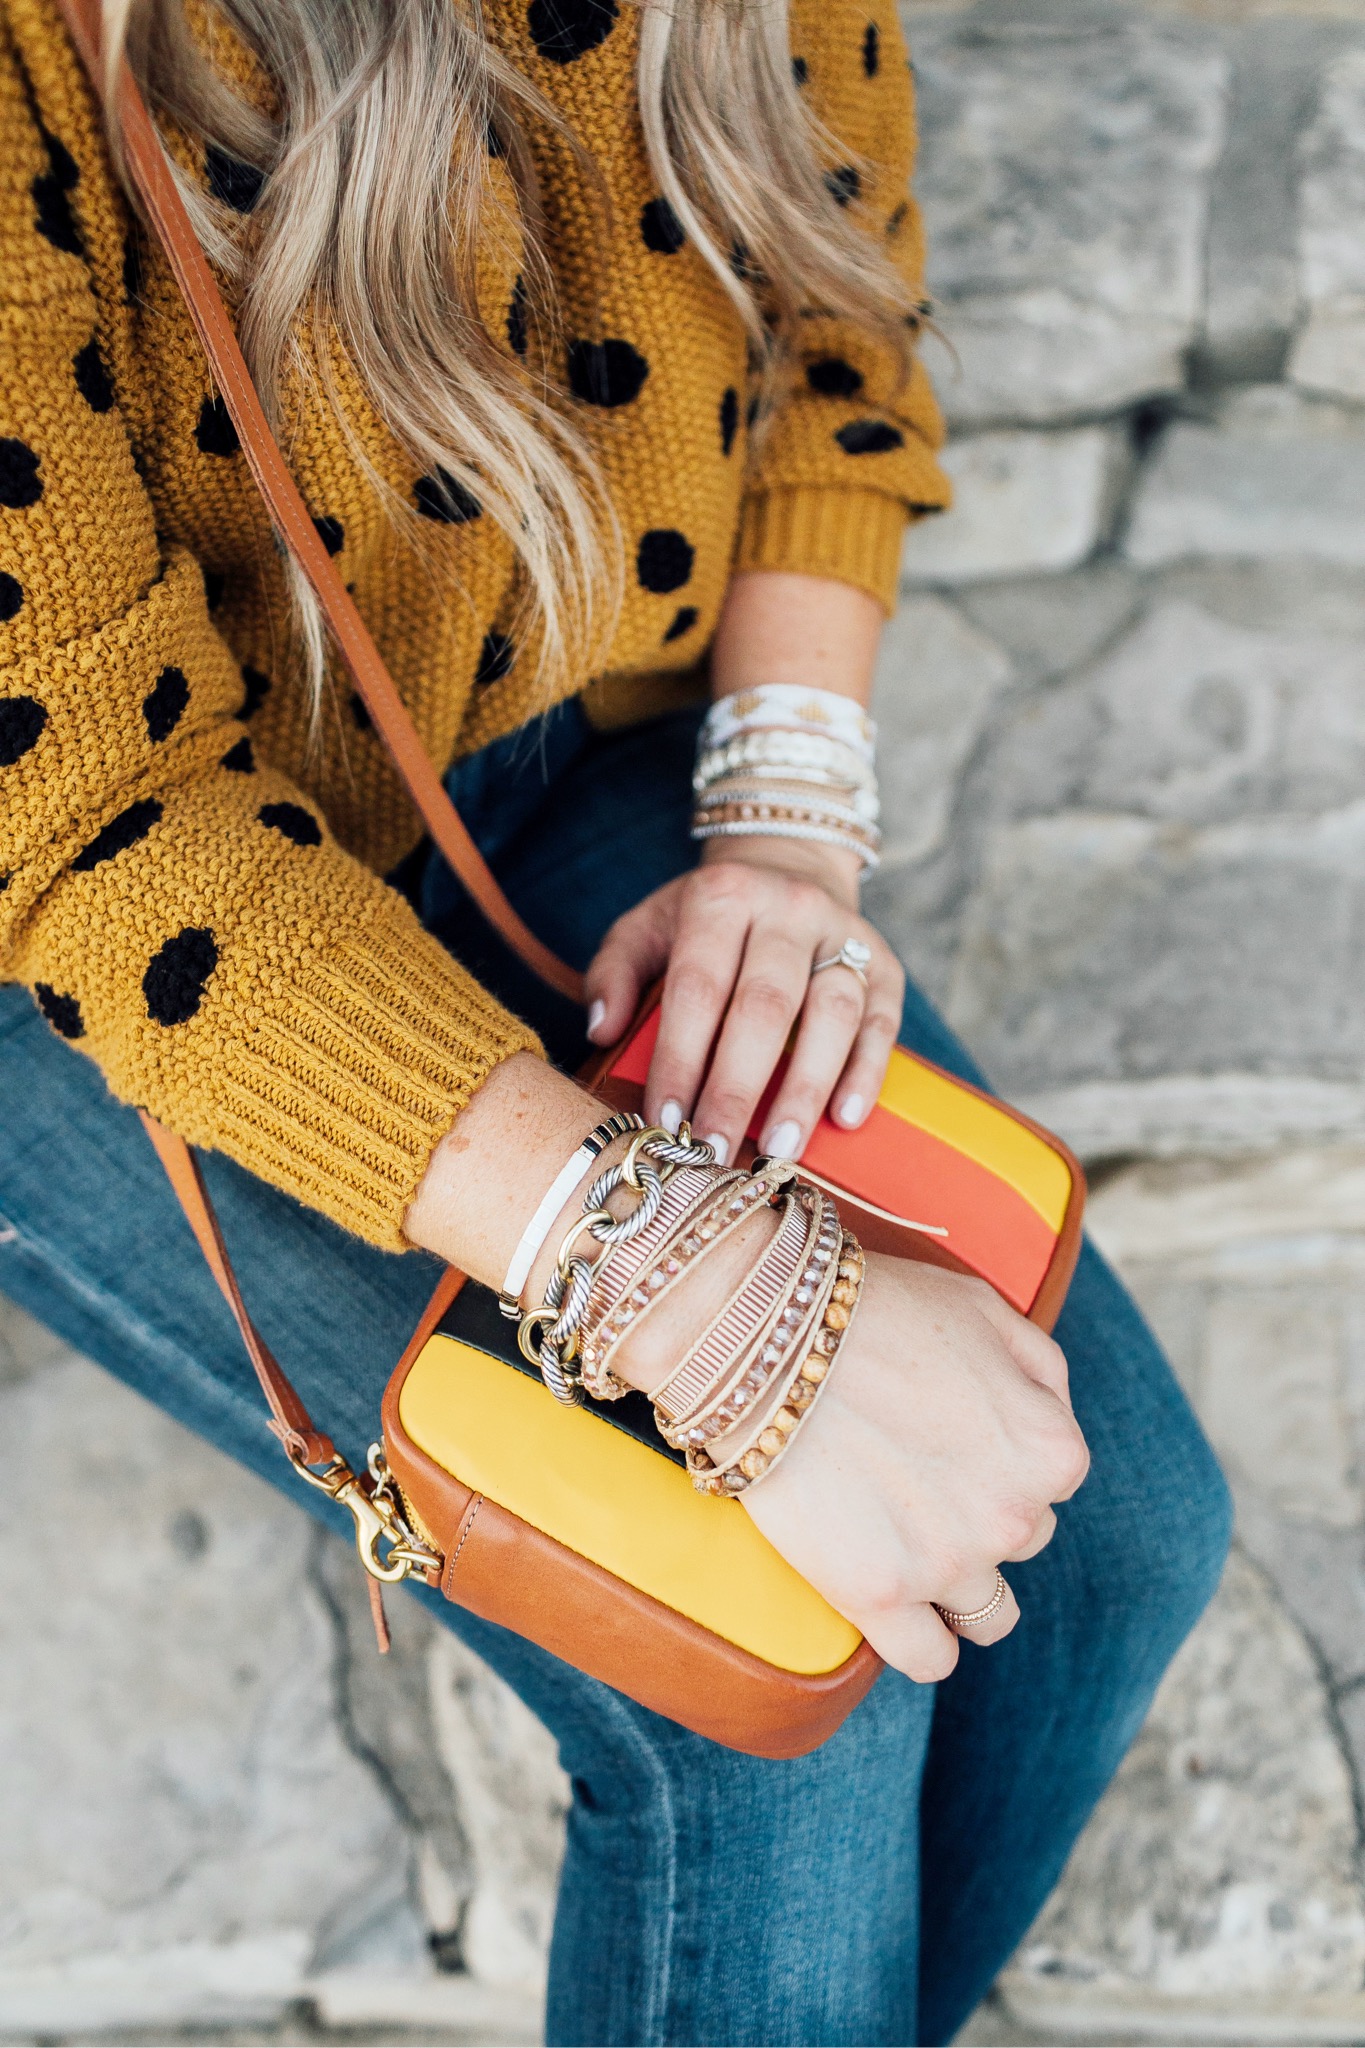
[0,0,1230,2039]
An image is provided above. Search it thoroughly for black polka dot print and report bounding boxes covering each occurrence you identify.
[203,569,227,611]
[72,796,163,872]
[143,665,190,743]
[195,395,240,457]
[836,418,904,455]
[475,632,515,687]
[206,145,264,214]
[886,202,908,240]
[507,274,529,357]
[313,515,345,557]
[567,339,649,409]
[729,239,761,286]
[220,736,255,773]
[74,338,114,413]
[0,440,42,510]
[636,529,694,594]
[825,166,861,208]
[792,55,809,85]
[640,197,685,255]
[239,666,271,718]
[349,692,373,732]
[664,606,698,643]
[862,22,880,76]
[414,469,481,523]
[32,128,82,258]
[35,982,84,1040]
[807,356,864,400]
[143,926,219,1027]
[123,230,143,304]
[0,872,9,891]
[719,387,740,458]
[259,801,322,848]
[528,0,617,65]
[0,574,21,624]
[0,695,46,766]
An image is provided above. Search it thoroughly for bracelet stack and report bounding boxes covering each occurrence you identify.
[509,1118,867,1494]
[691,683,882,872]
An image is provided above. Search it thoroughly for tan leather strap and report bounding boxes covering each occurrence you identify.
[138,1110,336,1466]
[55,0,585,1007]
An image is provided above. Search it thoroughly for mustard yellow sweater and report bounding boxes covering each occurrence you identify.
[0,0,948,1249]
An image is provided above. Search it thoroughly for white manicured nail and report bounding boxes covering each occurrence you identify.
[837,1094,865,1128]
[764,1119,802,1161]
[587,999,607,1040]
[660,1099,683,1135]
[705,1132,730,1166]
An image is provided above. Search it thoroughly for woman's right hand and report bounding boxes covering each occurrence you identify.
[406,1054,1089,1682]
[739,1256,1089,1681]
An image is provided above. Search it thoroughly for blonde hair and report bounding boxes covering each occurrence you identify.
[107,0,915,708]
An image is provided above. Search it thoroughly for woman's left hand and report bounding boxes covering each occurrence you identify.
[584,839,904,1165]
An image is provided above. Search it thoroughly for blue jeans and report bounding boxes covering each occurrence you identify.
[0,703,1231,2047]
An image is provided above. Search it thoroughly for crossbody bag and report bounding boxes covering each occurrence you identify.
[57,0,1085,1759]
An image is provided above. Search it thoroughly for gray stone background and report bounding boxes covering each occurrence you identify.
[7,0,1365,2038]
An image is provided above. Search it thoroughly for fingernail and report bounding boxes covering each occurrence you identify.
[704,1132,730,1166]
[763,1119,802,1161]
[587,999,607,1041]
[660,1099,683,1136]
[837,1094,865,1128]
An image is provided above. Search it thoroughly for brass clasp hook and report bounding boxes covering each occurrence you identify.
[289,1446,439,1586]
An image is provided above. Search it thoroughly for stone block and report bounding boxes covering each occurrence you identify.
[1020,582,1365,825]
[1195,18,1342,386]
[945,802,1365,1096]
[0,1330,416,2036]
[873,593,1013,865]
[1290,44,1365,401]
[1126,387,1365,566]
[997,1548,1365,2039]
[901,428,1129,585]
[952,560,1144,690]
[911,6,1228,425]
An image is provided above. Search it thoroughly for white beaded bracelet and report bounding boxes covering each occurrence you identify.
[700,684,876,760]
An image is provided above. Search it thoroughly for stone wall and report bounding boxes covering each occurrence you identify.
[8,1,1365,2039]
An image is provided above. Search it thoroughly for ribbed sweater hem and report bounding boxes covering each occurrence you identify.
[213,914,542,1251]
[735,487,912,615]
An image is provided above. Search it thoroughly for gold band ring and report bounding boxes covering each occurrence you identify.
[935,1569,1009,1633]
[811,936,873,989]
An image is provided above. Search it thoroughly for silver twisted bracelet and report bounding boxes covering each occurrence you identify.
[520,1123,717,1405]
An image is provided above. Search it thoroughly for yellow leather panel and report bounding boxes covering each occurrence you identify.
[400,1334,863,1675]
[881,1050,1072,1232]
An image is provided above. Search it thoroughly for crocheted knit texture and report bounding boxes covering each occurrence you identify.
[0,0,948,1249]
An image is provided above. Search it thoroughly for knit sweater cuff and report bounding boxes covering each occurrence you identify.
[735,488,911,615]
[212,909,543,1252]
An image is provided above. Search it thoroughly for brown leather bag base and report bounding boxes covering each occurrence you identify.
[383,1278,881,1759]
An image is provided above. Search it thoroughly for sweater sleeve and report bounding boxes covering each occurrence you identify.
[0,40,540,1250]
[734,0,951,614]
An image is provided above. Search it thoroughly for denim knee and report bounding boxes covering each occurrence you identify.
[1057,1243,1233,1646]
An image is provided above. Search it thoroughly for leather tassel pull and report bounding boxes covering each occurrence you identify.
[368,1575,392,1654]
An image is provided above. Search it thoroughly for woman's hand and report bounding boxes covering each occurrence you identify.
[585,838,904,1165]
[739,1257,1089,1679]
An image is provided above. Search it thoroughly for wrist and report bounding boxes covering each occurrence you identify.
[699,835,861,911]
[404,1052,615,1285]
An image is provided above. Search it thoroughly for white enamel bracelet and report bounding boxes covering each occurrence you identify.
[497,1111,645,1319]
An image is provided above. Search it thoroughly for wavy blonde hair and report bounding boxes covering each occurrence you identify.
[105,0,915,706]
